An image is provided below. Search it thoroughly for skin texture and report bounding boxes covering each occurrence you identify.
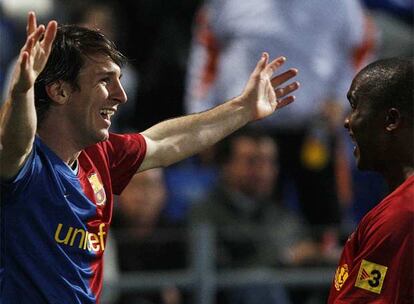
[223,136,277,200]
[37,55,127,160]
[344,59,414,192]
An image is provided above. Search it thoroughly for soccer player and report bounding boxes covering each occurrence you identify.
[0,12,299,303]
[328,58,413,303]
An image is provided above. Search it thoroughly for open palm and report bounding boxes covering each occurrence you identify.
[242,53,299,121]
[11,12,57,95]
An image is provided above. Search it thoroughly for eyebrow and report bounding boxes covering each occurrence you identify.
[96,70,123,79]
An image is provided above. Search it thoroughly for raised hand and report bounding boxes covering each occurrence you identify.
[241,52,299,121]
[10,12,57,96]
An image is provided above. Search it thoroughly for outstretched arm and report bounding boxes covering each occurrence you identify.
[0,12,57,179]
[139,53,299,171]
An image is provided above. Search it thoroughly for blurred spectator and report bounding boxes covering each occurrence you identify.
[190,129,337,304]
[111,169,187,304]
[185,0,375,246]
[163,153,219,223]
[102,233,121,304]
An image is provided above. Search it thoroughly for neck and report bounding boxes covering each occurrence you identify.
[382,166,414,193]
[37,124,83,166]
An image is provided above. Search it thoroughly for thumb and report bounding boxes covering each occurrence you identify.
[251,52,268,77]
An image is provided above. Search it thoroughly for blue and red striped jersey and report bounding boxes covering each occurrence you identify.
[0,133,146,303]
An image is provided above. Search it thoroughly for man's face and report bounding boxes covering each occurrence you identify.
[64,54,127,146]
[224,137,278,199]
[119,169,166,226]
[344,79,386,170]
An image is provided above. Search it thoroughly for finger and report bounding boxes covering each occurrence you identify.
[275,81,300,98]
[276,95,296,109]
[31,25,46,45]
[41,21,58,53]
[22,26,44,55]
[20,51,29,71]
[252,52,269,77]
[21,36,35,55]
[27,12,37,35]
[263,56,286,78]
[271,68,298,87]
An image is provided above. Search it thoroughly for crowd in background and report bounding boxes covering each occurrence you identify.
[1,0,413,303]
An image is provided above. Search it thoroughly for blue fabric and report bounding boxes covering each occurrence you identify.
[0,138,97,303]
[164,159,218,222]
[362,0,413,23]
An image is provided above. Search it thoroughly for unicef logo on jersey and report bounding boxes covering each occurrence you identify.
[88,173,107,206]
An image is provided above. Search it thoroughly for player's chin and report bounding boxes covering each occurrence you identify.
[95,128,110,143]
[356,156,374,171]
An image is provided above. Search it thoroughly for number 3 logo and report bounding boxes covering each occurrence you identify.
[369,270,381,287]
[355,259,388,294]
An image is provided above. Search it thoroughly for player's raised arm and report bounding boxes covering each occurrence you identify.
[139,53,299,171]
[0,12,57,179]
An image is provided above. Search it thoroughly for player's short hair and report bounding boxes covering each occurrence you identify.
[34,25,126,124]
[216,128,278,165]
[355,57,413,124]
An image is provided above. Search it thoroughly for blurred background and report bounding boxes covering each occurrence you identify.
[1,0,412,303]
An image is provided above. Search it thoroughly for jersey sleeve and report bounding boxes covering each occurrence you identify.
[0,144,37,198]
[332,209,413,303]
[103,133,147,195]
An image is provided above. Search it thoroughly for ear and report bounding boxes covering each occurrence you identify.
[385,108,401,132]
[45,81,72,105]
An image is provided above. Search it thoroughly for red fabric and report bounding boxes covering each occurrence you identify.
[194,7,220,100]
[78,133,146,300]
[328,175,414,303]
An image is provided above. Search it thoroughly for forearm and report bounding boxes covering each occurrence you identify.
[140,53,299,171]
[141,96,250,169]
[0,15,57,179]
[0,89,37,178]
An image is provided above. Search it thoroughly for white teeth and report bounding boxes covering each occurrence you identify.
[100,109,115,116]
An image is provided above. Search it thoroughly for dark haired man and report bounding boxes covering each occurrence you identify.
[0,13,298,303]
[328,58,413,303]
[190,129,325,304]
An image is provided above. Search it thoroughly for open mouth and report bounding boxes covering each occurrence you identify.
[99,108,116,123]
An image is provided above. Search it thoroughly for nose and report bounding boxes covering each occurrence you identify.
[112,79,128,104]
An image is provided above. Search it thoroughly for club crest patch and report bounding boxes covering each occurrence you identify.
[355,259,388,294]
[334,264,349,291]
[88,173,106,206]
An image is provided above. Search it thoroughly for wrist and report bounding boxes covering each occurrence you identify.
[10,87,33,101]
[229,95,255,123]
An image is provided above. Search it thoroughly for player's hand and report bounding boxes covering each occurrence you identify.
[10,12,57,97]
[241,53,299,121]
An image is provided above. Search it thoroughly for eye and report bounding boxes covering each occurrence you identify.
[100,77,111,85]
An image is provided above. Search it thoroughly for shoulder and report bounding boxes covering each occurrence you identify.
[379,178,414,225]
[358,186,414,247]
[189,187,231,221]
[84,133,146,159]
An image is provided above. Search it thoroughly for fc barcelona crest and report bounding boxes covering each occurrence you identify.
[88,173,107,206]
